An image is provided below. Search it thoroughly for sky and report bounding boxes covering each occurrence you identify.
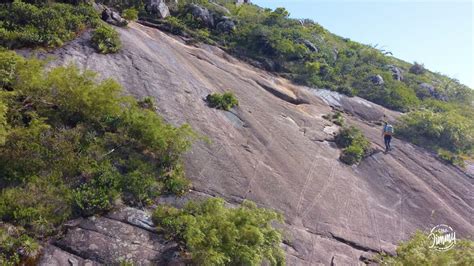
[252,0,473,88]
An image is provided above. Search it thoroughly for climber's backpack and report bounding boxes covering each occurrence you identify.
[384,124,394,135]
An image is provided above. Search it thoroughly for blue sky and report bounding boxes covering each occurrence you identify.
[252,0,473,88]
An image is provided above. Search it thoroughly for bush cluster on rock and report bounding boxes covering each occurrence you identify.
[335,126,371,165]
[206,91,239,111]
[0,51,196,242]
[153,198,285,265]
[91,24,122,53]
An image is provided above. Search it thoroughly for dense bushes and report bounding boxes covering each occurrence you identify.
[375,231,474,265]
[153,198,285,265]
[0,51,196,238]
[397,108,474,164]
[335,126,371,165]
[0,0,99,48]
[91,24,122,54]
[206,91,239,111]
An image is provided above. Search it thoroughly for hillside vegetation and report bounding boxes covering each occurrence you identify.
[148,0,473,162]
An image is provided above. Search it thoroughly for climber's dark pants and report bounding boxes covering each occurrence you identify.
[384,135,392,151]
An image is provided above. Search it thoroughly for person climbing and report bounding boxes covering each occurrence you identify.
[382,121,394,152]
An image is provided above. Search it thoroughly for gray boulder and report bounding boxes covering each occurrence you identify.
[419,83,447,101]
[369,74,384,85]
[387,65,403,81]
[216,17,236,33]
[186,4,214,28]
[101,7,128,27]
[299,39,318,52]
[146,0,170,19]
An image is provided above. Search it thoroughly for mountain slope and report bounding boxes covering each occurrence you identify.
[29,22,473,264]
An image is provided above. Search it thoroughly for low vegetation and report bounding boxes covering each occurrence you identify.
[335,126,371,165]
[0,225,40,265]
[206,91,239,111]
[153,198,285,265]
[323,111,344,126]
[91,24,122,54]
[0,51,196,242]
[122,8,139,21]
[375,231,474,265]
[0,0,99,49]
[396,102,474,166]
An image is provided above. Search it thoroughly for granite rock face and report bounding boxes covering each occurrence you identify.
[31,22,473,264]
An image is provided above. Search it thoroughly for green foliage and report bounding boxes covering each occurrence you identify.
[122,8,139,21]
[437,149,465,168]
[0,225,40,265]
[0,0,99,49]
[396,109,474,155]
[0,51,197,237]
[91,24,122,54]
[0,176,72,237]
[153,198,285,265]
[375,231,474,265]
[159,2,471,118]
[335,126,371,165]
[323,111,344,126]
[206,91,239,111]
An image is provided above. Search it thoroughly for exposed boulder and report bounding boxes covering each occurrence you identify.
[101,7,128,27]
[299,39,318,52]
[235,0,251,5]
[186,4,214,28]
[165,0,179,12]
[146,0,171,19]
[387,64,403,81]
[409,62,426,75]
[216,17,236,33]
[418,83,447,101]
[369,74,384,85]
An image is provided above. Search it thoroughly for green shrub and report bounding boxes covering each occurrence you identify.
[336,86,355,97]
[375,231,474,265]
[0,176,72,237]
[0,51,197,237]
[206,92,239,111]
[72,163,120,216]
[122,8,138,21]
[335,126,371,165]
[0,1,99,49]
[91,24,122,54]
[409,62,426,75]
[397,109,474,154]
[0,225,40,265]
[437,149,465,168]
[153,198,285,265]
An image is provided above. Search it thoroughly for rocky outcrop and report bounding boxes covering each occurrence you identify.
[186,4,214,28]
[299,39,318,52]
[370,74,384,85]
[39,207,182,265]
[387,64,403,81]
[146,0,171,19]
[101,7,128,27]
[28,22,473,264]
[216,16,236,33]
[418,83,447,101]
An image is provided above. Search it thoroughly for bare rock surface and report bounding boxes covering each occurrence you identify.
[30,23,473,264]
